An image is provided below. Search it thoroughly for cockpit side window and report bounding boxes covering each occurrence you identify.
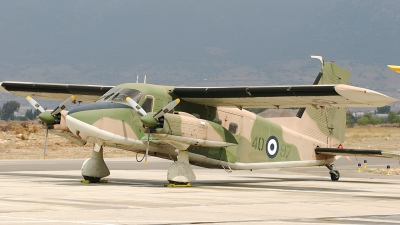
[112,89,143,103]
[141,96,154,113]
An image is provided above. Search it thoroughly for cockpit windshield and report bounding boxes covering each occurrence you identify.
[97,87,143,103]
[97,88,121,102]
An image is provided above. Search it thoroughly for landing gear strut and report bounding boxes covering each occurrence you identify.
[167,150,196,185]
[81,143,110,183]
[326,164,340,181]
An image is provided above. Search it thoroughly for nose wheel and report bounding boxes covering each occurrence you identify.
[326,164,340,181]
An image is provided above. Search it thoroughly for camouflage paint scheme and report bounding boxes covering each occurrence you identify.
[61,61,353,171]
[0,59,397,181]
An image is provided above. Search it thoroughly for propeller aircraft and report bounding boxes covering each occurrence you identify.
[388,65,400,73]
[1,55,399,185]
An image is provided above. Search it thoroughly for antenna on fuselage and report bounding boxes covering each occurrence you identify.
[310,55,324,68]
[136,75,139,83]
[144,75,146,84]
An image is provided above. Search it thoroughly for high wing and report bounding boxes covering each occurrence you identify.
[316,147,400,158]
[0,81,113,102]
[2,81,396,108]
[173,84,397,108]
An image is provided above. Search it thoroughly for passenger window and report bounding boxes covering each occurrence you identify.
[213,118,222,125]
[229,122,238,134]
[141,96,154,113]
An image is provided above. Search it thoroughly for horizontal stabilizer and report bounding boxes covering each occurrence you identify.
[315,147,400,158]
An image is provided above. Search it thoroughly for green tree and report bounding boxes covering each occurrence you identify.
[377,105,391,114]
[371,117,381,125]
[356,112,384,125]
[387,111,400,123]
[357,117,369,125]
[25,109,33,120]
[24,109,41,120]
[346,114,355,127]
[1,101,21,120]
[33,109,40,119]
[364,113,373,121]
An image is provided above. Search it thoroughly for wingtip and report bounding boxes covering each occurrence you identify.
[26,96,31,100]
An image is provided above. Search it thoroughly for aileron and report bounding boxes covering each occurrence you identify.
[1,81,113,102]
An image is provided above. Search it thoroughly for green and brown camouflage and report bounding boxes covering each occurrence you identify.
[1,56,397,183]
[57,61,345,170]
[39,61,358,168]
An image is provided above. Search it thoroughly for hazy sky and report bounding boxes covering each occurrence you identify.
[1,0,400,107]
[0,0,399,69]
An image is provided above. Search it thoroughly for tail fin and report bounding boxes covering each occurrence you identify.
[298,57,350,145]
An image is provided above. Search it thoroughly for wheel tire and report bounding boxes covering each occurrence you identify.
[83,176,101,183]
[330,170,340,181]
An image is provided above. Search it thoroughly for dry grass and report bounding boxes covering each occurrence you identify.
[0,121,138,160]
[344,125,400,150]
[1,121,400,161]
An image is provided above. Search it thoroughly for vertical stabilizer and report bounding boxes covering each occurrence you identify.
[300,58,350,145]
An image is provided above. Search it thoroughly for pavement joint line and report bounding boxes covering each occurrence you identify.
[0,216,117,225]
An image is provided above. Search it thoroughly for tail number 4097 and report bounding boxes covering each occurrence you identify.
[252,136,292,159]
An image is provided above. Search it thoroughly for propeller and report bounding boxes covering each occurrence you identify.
[26,95,76,158]
[26,96,45,113]
[126,97,180,164]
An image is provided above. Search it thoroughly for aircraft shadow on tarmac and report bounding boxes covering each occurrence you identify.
[2,171,399,194]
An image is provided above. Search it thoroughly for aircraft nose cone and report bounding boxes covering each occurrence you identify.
[65,101,135,141]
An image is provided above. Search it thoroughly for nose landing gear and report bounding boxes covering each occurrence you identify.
[81,142,110,183]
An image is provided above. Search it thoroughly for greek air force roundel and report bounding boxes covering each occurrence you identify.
[266,136,279,158]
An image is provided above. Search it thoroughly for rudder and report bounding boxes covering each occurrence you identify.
[298,57,350,145]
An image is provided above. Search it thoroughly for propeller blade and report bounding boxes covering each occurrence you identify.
[126,97,147,116]
[51,95,76,115]
[144,130,150,164]
[153,98,180,119]
[43,127,49,159]
[26,96,45,113]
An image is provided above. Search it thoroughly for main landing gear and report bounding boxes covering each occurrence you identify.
[167,150,196,186]
[326,164,340,181]
[81,143,110,183]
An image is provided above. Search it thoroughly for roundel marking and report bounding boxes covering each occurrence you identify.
[266,136,279,158]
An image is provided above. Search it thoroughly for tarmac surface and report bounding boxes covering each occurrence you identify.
[1,156,400,224]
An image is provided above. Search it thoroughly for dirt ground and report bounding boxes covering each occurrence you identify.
[0,121,399,163]
[0,121,137,160]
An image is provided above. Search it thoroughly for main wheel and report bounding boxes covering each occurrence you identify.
[83,176,101,183]
[329,170,340,181]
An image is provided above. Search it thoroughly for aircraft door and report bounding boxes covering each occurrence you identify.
[206,110,242,163]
